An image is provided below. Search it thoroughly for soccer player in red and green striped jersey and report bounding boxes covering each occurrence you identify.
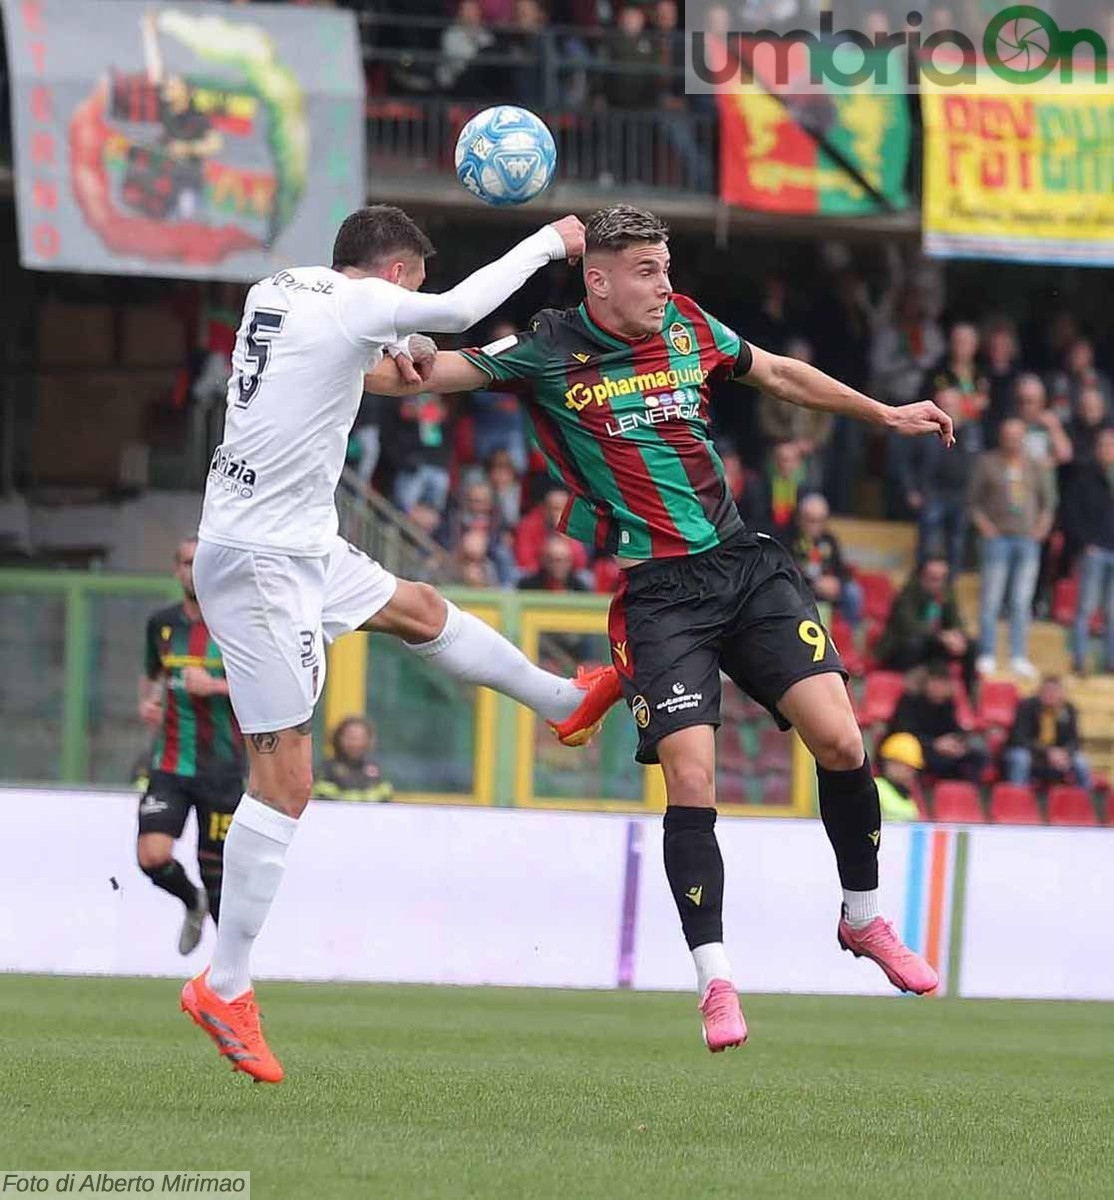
[370,204,952,1050]
[137,537,244,955]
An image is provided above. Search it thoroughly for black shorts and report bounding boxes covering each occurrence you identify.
[608,531,847,764]
[138,770,242,855]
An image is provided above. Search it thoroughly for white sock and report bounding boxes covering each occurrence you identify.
[208,795,298,1001]
[693,942,733,995]
[407,600,582,722]
[842,888,881,928]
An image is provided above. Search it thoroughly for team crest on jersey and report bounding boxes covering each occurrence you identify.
[667,322,692,356]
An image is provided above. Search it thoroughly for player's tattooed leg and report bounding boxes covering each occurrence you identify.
[250,732,280,754]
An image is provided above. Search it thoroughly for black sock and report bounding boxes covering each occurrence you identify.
[204,885,221,926]
[663,805,724,949]
[198,853,223,925]
[817,755,881,891]
[141,859,198,909]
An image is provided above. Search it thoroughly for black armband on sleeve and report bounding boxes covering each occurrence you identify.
[733,341,754,379]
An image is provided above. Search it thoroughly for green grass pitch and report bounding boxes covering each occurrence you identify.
[1,976,1111,1199]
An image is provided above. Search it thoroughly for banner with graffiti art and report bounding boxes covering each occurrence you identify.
[923,86,1114,266]
[717,43,910,216]
[3,0,364,280]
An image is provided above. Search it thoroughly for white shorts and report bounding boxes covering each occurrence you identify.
[194,536,398,734]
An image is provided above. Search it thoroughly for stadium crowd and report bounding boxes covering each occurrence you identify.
[340,240,1114,682]
[334,240,1112,821]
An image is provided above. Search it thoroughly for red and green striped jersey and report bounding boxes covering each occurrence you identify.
[144,604,244,778]
[461,295,751,559]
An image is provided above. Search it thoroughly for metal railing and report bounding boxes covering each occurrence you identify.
[336,467,444,582]
[360,11,717,195]
[367,96,717,195]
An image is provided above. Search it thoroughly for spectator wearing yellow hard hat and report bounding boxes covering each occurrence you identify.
[875,734,924,822]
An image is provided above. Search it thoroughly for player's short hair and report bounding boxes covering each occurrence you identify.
[331,205,435,271]
[585,205,669,254]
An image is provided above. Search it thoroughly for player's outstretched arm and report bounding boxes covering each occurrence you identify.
[391,216,584,337]
[742,344,955,446]
[364,349,487,396]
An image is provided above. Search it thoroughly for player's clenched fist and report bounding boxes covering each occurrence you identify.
[406,334,438,381]
[548,215,585,264]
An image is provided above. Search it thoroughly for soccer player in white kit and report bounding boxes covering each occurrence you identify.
[181,206,623,1082]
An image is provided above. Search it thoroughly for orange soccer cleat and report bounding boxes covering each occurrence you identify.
[180,969,284,1084]
[548,664,624,747]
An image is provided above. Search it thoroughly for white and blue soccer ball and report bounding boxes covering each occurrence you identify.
[454,105,557,207]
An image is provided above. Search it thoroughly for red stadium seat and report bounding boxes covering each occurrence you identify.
[977,679,1019,731]
[984,727,1009,759]
[931,781,985,823]
[858,572,896,624]
[1052,574,1105,633]
[829,612,864,676]
[952,677,977,732]
[855,670,905,728]
[989,783,1043,825]
[861,618,885,672]
[1052,576,1078,625]
[1047,785,1098,827]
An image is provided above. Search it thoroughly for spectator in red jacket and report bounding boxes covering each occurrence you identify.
[515,485,588,574]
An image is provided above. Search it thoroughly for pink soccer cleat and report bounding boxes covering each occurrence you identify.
[698,978,748,1053]
[837,911,939,995]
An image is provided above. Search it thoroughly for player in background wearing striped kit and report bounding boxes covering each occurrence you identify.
[138,536,243,954]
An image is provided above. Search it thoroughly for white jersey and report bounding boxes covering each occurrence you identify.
[198,226,564,557]
[199,267,403,557]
